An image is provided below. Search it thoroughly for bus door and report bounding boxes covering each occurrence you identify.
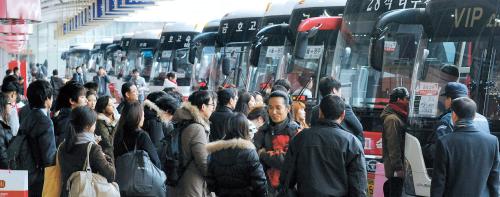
[481,36,500,139]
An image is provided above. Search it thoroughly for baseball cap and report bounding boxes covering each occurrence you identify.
[441,82,468,99]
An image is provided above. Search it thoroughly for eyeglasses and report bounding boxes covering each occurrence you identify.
[206,103,216,108]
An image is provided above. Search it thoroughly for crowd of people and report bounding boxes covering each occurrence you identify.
[0,65,498,197]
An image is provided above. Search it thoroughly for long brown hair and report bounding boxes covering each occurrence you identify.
[292,101,309,129]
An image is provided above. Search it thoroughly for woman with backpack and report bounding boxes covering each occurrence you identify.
[59,106,116,197]
[0,94,13,169]
[95,96,118,158]
[113,101,165,196]
[113,101,161,167]
[206,113,268,197]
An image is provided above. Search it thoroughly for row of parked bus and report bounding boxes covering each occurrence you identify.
[61,0,500,196]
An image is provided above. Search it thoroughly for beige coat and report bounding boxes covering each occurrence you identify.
[169,102,211,197]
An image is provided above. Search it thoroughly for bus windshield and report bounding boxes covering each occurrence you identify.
[249,45,289,91]
[195,46,216,86]
[222,45,251,89]
[151,50,173,86]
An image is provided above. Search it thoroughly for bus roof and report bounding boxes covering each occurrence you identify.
[221,9,265,21]
[293,0,347,10]
[121,33,134,39]
[264,0,297,17]
[100,38,113,44]
[132,29,162,40]
[71,43,93,51]
[203,19,221,32]
[162,23,200,33]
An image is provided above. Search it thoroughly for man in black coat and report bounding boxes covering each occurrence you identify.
[20,80,56,197]
[280,95,367,196]
[209,88,237,142]
[309,77,364,144]
[431,97,499,196]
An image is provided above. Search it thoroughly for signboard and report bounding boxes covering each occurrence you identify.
[413,82,440,116]
[303,45,324,59]
[265,46,285,58]
[364,131,382,156]
[219,17,262,45]
[427,0,499,40]
[384,41,397,52]
[0,170,28,196]
[159,32,199,51]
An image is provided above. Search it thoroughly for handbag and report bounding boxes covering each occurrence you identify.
[42,143,63,197]
[66,143,120,197]
[115,132,167,197]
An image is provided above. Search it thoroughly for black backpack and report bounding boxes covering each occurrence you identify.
[7,129,39,171]
[158,120,198,186]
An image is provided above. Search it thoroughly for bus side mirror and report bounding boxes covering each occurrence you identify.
[369,37,384,71]
[294,32,309,59]
[222,56,232,76]
[188,46,197,65]
[294,26,320,59]
[250,42,262,67]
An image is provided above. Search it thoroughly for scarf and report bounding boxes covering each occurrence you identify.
[75,132,97,144]
[389,101,409,118]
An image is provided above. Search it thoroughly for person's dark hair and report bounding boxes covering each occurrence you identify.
[166,72,176,79]
[86,90,97,98]
[146,91,167,103]
[1,81,19,94]
[320,95,345,120]
[2,75,20,93]
[13,67,19,73]
[0,94,10,121]
[440,64,459,78]
[55,81,86,111]
[217,88,236,106]
[65,106,97,152]
[266,90,290,107]
[52,69,58,76]
[84,82,98,92]
[121,82,136,98]
[298,76,311,87]
[188,90,214,110]
[271,85,288,93]
[27,80,53,109]
[451,97,476,120]
[75,66,81,71]
[247,106,268,123]
[319,76,342,97]
[235,92,252,116]
[389,87,410,103]
[95,96,111,114]
[163,87,176,93]
[156,95,180,115]
[115,101,144,143]
[5,70,12,76]
[273,79,291,92]
[132,68,139,74]
[167,91,184,104]
[225,113,250,140]
[99,66,105,70]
